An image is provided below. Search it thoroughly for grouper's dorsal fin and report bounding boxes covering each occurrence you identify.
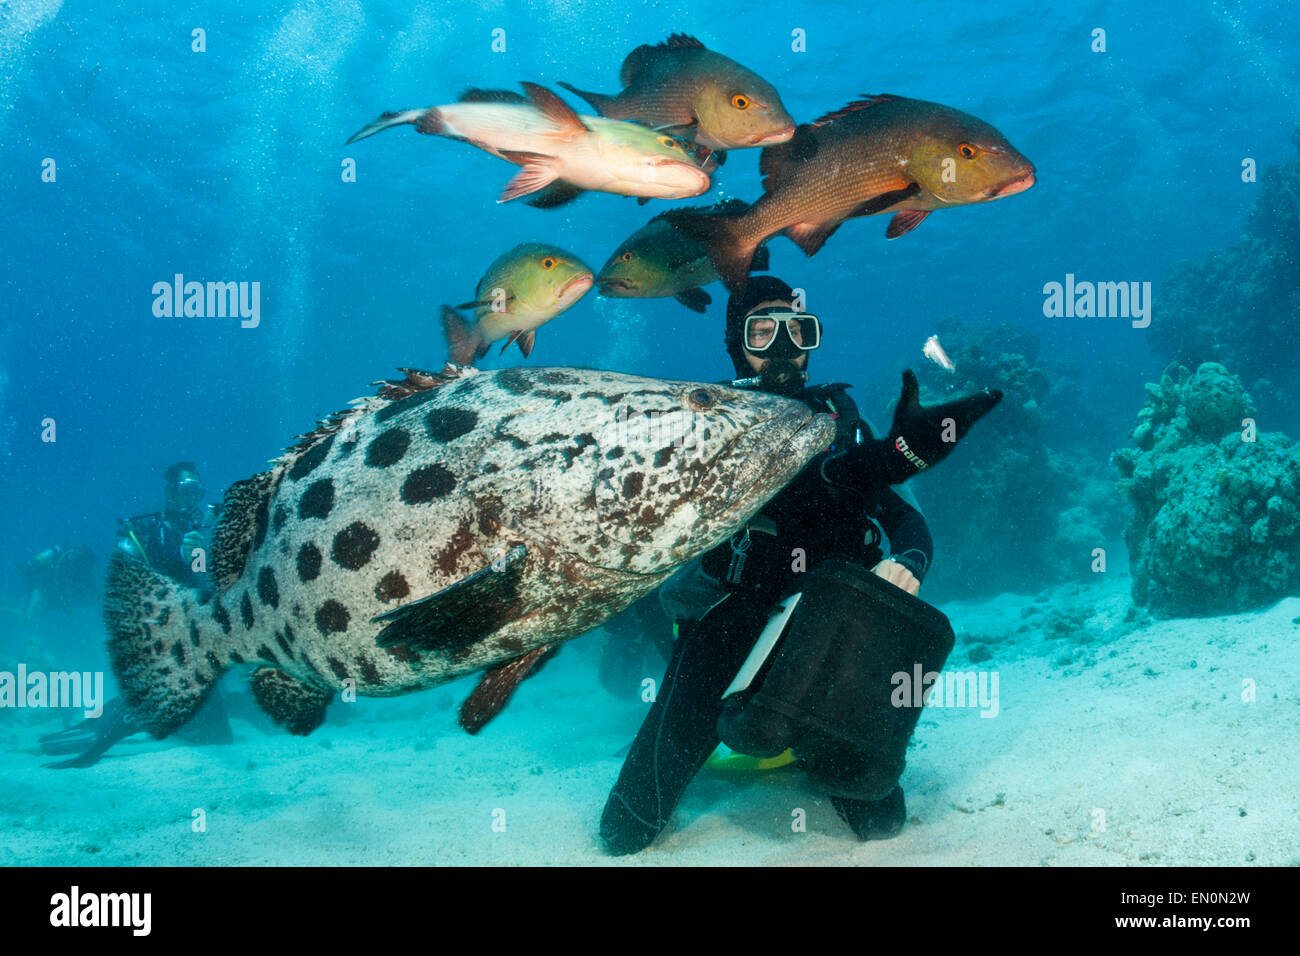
[372,545,528,651]
[812,94,898,128]
[619,34,706,88]
[372,364,472,401]
[459,643,560,734]
[211,470,277,590]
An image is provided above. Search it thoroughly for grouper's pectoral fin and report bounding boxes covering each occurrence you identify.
[249,667,333,736]
[459,643,561,734]
[371,545,528,651]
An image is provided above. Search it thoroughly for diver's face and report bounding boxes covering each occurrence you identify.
[167,471,204,510]
[742,299,811,374]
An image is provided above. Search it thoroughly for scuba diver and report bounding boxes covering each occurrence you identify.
[114,461,212,588]
[599,276,1003,854]
[15,545,97,618]
[39,461,232,768]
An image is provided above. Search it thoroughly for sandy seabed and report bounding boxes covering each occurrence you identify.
[2,578,1297,866]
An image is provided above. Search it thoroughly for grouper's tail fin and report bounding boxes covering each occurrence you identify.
[103,554,230,738]
[345,108,434,145]
[662,206,758,295]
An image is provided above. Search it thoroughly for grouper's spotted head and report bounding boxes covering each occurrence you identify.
[471,367,834,575]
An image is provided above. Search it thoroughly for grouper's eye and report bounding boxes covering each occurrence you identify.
[659,135,681,150]
[541,256,557,270]
[689,388,714,409]
[620,251,634,262]
[958,142,979,159]
[731,94,750,110]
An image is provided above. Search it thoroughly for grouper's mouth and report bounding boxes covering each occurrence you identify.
[703,408,837,527]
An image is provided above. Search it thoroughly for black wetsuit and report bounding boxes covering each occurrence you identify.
[118,510,206,589]
[601,384,934,853]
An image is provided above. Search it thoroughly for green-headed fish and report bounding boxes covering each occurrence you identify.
[596,200,770,313]
[346,82,710,207]
[559,34,795,157]
[666,94,1036,292]
[442,243,593,364]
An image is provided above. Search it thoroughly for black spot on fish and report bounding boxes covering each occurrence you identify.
[272,503,288,533]
[623,472,644,497]
[375,387,441,424]
[655,447,674,467]
[358,657,381,685]
[157,605,171,626]
[315,600,350,635]
[605,445,624,460]
[289,435,335,481]
[258,566,280,609]
[402,464,457,504]
[498,635,525,654]
[283,624,295,645]
[241,591,255,629]
[297,542,322,582]
[189,621,200,647]
[538,370,578,385]
[366,427,411,467]
[229,650,245,664]
[206,651,221,673]
[482,463,501,474]
[258,644,281,665]
[337,436,359,459]
[499,367,534,395]
[276,630,292,656]
[562,433,598,466]
[581,390,627,403]
[327,657,350,679]
[172,642,187,666]
[195,667,211,686]
[540,432,567,443]
[332,521,380,570]
[426,407,479,442]
[375,571,410,603]
[299,479,335,520]
[213,601,232,635]
[535,388,573,402]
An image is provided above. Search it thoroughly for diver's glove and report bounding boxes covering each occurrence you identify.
[827,370,1002,487]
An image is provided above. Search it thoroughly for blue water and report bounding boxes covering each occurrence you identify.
[1,0,1297,865]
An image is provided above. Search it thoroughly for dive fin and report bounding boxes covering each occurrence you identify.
[441,305,486,366]
[458,644,560,734]
[886,209,931,238]
[372,545,529,652]
[249,667,332,736]
[673,288,711,313]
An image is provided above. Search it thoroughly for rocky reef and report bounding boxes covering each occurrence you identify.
[1115,362,1300,616]
[1152,130,1300,429]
